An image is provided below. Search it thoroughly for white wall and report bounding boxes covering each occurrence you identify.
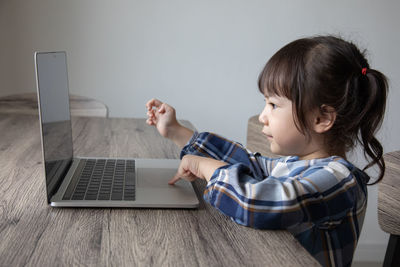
[2,0,399,262]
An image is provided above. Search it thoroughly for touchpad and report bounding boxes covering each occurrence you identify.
[137,168,177,188]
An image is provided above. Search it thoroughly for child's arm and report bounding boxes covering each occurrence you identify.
[180,131,275,181]
[203,159,364,230]
[146,98,194,148]
[168,155,227,185]
[176,131,365,231]
[146,99,273,180]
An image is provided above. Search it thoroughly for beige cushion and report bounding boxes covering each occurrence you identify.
[378,150,400,235]
[246,115,277,158]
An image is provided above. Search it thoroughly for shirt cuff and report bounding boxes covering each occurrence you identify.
[179,131,199,159]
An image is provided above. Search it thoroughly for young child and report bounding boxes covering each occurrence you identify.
[145,35,388,267]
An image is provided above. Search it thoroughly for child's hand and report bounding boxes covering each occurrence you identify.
[169,155,227,185]
[146,98,194,148]
[146,98,179,139]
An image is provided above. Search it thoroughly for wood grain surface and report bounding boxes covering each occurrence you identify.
[378,150,400,235]
[0,92,108,117]
[0,114,320,266]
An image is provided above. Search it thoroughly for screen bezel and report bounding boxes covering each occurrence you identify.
[35,51,74,203]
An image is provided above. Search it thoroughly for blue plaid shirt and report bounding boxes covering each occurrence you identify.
[181,132,369,267]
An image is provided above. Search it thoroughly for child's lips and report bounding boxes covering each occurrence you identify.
[262,131,273,139]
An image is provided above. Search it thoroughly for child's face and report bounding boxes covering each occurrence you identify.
[259,95,311,157]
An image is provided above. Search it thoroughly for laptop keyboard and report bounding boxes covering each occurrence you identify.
[62,159,136,201]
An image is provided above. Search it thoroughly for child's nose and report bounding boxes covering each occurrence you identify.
[259,110,268,125]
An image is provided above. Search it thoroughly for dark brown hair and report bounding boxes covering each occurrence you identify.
[258,35,388,184]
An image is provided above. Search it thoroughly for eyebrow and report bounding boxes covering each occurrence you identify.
[267,95,280,102]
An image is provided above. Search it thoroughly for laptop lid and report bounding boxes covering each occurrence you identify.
[35,52,74,203]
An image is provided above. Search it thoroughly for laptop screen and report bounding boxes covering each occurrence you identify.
[35,52,73,203]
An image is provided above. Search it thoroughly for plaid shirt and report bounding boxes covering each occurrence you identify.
[181,132,369,267]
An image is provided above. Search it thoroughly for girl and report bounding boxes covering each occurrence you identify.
[146,35,388,267]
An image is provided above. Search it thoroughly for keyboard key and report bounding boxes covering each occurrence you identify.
[63,159,136,201]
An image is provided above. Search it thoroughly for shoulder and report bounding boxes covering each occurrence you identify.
[267,156,334,178]
[266,156,354,177]
[300,157,359,192]
[263,156,357,192]
[306,157,351,178]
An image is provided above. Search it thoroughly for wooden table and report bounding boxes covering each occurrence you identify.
[0,114,320,266]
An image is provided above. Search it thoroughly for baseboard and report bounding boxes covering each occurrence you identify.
[353,243,387,262]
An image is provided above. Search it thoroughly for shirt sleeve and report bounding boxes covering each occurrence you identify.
[180,132,361,230]
[180,131,279,181]
[204,162,360,230]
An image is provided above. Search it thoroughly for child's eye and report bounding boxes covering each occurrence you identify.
[270,103,277,109]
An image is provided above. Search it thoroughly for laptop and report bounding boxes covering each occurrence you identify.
[34,51,199,208]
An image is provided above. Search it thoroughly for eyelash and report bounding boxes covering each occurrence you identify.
[264,98,277,109]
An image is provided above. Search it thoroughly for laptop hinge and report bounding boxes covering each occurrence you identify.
[47,159,73,203]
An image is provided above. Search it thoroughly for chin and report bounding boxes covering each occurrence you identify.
[270,145,288,156]
[269,146,282,155]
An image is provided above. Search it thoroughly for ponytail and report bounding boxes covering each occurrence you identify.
[357,69,388,184]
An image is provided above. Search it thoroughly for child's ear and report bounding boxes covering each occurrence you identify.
[313,105,336,133]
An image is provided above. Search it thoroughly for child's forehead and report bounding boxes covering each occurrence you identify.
[263,84,286,96]
[264,91,284,99]
[263,88,276,97]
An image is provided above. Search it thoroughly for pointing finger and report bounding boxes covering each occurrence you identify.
[168,173,181,185]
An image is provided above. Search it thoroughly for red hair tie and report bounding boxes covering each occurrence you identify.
[361,68,367,75]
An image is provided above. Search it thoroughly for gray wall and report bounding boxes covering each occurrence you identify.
[2,0,399,262]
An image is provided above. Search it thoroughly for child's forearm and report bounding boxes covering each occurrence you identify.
[169,123,194,149]
[198,157,227,182]
[169,155,227,185]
